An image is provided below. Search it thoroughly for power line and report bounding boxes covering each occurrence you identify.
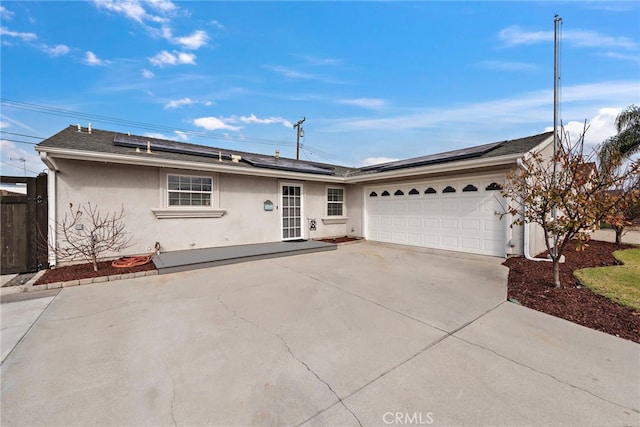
[0,138,38,146]
[0,131,45,139]
[0,160,41,175]
[1,98,297,148]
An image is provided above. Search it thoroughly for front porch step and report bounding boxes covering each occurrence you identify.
[152,240,336,274]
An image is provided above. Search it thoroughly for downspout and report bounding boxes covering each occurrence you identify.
[517,158,551,262]
[39,152,59,267]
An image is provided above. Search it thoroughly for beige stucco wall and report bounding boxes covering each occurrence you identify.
[52,159,361,263]
[346,184,364,237]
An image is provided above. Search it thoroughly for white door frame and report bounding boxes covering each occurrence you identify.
[279,181,305,241]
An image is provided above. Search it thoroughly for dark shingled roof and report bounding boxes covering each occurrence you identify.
[348,131,553,176]
[36,125,353,176]
[37,125,553,178]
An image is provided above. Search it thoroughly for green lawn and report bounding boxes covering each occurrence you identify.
[574,248,640,311]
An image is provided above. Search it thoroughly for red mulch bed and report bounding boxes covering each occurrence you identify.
[318,236,363,244]
[35,259,156,285]
[504,240,640,343]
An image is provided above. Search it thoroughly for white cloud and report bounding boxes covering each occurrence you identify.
[193,116,241,131]
[164,97,194,109]
[499,25,637,50]
[84,51,110,66]
[603,51,640,63]
[93,0,148,23]
[0,121,9,129]
[557,107,622,152]
[475,60,536,72]
[267,65,320,80]
[146,0,177,13]
[0,114,37,133]
[566,30,636,49]
[209,20,225,30]
[299,54,341,66]
[176,52,196,64]
[1,6,14,20]
[44,44,70,57]
[337,98,387,110]
[328,80,640,134]
[148,50,196,67]
[174,130,188,141]
[162,27,208,50]
[232,114,292,127]
[144,132,168,140]
[142,69,154,78]
[176,30,208,49]
[0,26,37,41]
[499,26,550,46]
[0,140,45,175]
[359,157,400,167]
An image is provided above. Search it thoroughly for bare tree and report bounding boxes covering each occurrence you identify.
[499,127,639,288]
[604,177,640,245]
[52,203,133,271]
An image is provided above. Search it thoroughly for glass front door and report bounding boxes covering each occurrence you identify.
[281,184,303,240]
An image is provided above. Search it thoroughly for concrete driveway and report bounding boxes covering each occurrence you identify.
[1,242,639,426]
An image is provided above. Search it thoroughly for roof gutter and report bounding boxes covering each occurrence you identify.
[35,146,347,183]
[39,151,60,172]
[517,157,552,263]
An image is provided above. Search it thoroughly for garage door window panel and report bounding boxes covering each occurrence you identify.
[442,186,456,193]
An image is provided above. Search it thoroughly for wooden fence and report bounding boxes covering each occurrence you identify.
[1,174,48,274]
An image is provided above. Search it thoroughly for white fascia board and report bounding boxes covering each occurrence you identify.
[521,134,554,162]
[35,147,347,183]
[345,153,524,184]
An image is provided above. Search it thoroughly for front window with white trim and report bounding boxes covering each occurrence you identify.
[168,174,212,206]
[327,187,345,216]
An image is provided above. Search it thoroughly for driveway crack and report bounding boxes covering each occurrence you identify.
[453,335,640,415]
[217,296,363,427]
[164,364,178,426]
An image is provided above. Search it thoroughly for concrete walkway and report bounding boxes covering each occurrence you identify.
[1,243,638,426]
[1,290,59,363]
[591,228,640,245]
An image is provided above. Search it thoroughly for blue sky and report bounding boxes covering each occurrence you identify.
[1,1,639,176]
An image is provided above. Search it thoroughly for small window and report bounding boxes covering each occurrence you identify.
[442,186,456,193]
[369,191,378,197]
[381,191,390,196]
[409,188,420,195]
[462,184,478,192]
[486,182,502,191]
[168,174,213,206]
[394,190,404,196]
[424,187,437,194]
[327,187,344,216]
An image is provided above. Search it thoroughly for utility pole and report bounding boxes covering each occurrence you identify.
[10,157,26,176]
[552,14,562,259]
[294,117,306,160]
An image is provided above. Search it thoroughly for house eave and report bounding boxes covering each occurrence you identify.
[35,147,347,183]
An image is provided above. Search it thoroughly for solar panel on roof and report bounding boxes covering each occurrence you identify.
[113,134,233,160]
[376,141,502,172]
[243,155,335,175]
[359,140,503,173]
[114,134,335,175]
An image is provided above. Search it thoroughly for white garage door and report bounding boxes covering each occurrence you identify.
[365,176,506,256]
